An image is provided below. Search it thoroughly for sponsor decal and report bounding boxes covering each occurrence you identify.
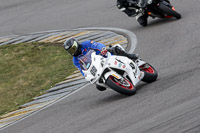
[115,58,125,65]
[114,58,126,68]
[86,63,90,69]
[129,62,135,69]
[138,72,143,80]
[118,63,122,68]
[112,74,119,79]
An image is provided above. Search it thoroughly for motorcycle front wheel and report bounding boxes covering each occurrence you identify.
[106,76,136,96]
[159,3,181,19]
[140,63,158,83]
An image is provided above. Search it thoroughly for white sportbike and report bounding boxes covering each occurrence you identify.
[78,45,158,96]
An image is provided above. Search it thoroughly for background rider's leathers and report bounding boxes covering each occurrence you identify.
[116,0,148,26]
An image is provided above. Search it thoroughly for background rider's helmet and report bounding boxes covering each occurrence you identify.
[63,38,81,56]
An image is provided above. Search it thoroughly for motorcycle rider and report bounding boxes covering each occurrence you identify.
[117,0,171,26]
[117,0,148,26]
[63,38,138,91]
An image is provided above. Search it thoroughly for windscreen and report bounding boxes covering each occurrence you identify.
[137,0,147,8]
[127,0,138,4]
[77,50,95,71]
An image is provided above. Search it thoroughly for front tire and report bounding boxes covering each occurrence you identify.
[137,15,148,27]
[159,3,181,19]
[140,63,158,83]
[106,76,136,96]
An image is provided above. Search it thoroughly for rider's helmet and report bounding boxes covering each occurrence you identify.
[64,38,81,56]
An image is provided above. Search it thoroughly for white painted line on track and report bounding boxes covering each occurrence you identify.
[0,83,89,131]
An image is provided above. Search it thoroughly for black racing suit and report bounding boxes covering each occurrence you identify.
[117,0,148,26]
[117,0,138,17]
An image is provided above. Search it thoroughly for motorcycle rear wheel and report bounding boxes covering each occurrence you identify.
[159,3,181,19]
[140,63,158,83]
[106,76,136,96]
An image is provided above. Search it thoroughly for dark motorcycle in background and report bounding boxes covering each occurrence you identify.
[125,0,181,26]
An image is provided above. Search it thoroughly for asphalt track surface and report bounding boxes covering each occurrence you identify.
[1,0,200,133]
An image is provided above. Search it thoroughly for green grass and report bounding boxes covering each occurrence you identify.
[0,42,76,116]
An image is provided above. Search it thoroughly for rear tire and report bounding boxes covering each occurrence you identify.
[159,3,181,19]
[140,63,158,83]
[106,76,136,96]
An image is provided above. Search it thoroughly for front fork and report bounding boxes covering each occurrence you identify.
[136,12,144,21]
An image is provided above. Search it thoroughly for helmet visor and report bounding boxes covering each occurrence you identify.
[68,41,78,56]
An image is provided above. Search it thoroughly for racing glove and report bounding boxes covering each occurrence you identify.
[100,47,108,55]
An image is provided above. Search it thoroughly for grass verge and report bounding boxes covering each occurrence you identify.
[0,42,76,116]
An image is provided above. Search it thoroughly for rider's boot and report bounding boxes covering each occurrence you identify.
[115,46,139,61]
